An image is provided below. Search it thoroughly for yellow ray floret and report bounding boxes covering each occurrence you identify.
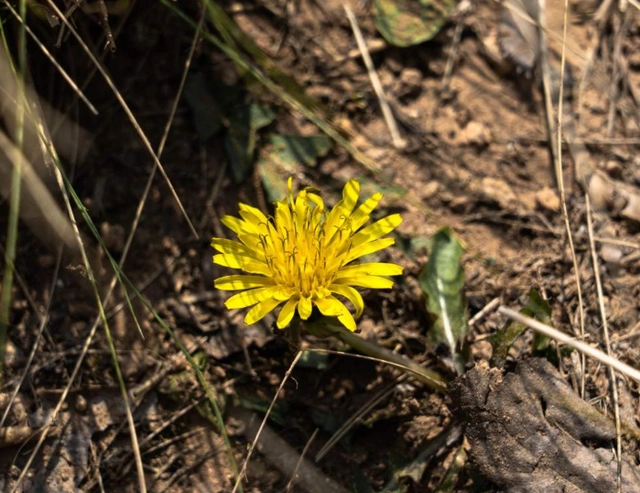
[212,177,403,331]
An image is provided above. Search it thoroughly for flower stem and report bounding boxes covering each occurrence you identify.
[306,318,448,393]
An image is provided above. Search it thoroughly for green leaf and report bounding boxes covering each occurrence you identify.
[419,227,467,371]
[268,134,332,166]
[433,444,466,492]
[490,289,552,367]
[350,466,376,493]
[381,443,421,493]
[237,396,289,427]
[297,350,330,370]
[225,103,275,183]
[311,409,344,435]
[394,234,429,261]
[373,0,456,48]
[258,134,333,202]
[183,71,225,141]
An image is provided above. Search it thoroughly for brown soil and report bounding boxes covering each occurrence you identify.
[1,0,639,492]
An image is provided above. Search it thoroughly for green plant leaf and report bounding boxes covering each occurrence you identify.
[350,465,375,493]
[237,396,289,427]
[258,134,332,202]
[183,72,226,141]
[298,350,330,370]
[373,0,456,48]
[381,443,419,493]
[419,227,467,370]
[433,444,466,492]
[490,289,552,367]
[225,103,275,183]
[269,134,332,166]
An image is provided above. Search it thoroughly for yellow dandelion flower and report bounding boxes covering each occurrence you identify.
[212,178,403,331]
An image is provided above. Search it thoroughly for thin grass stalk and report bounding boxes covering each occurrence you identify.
[6,132,148,493]
[0,0,27,383]
[52,166,242,491]
[43,0,199,240]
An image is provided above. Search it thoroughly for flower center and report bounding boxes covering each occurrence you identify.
[258,191,353,299]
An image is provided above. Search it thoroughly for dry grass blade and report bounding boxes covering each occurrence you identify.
[585,193,623,492]
[285,428,319,493]
[316,375,405,462]
[0,38,89,176]
[0,248,62,429]
[606,9,632,139]
[330,326,447,391]
[43,0,200,240]
[594,237,640,249]
[230,405,351,493]
[344,5,405,149]
[119,3,206,272]
[552,0,587,397]
[0,42,79,252]
[3,2,97,115]
[165,0,381,174]
[232,351,303,493]
[8,185,148,493]
[4,87,147,493]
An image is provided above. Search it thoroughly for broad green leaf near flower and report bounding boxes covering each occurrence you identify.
[212,178,403,331]
[419,227,467,366]
[258,134,333,202]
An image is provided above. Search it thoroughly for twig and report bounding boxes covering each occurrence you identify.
[469,297,500,327]
[497,307,640,383]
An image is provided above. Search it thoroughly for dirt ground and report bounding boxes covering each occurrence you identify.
[1,0,640,491]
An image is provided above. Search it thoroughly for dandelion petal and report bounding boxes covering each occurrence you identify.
[277,297,298,329]
[343,237,396,264]
[245,298,282,325]
[338,310,357,332]
[349,193,383,231]
[333,276,395,289]
[215,275,274,290]
[298,296,313,320]
[315,296,347,317]
[316,296,357,331]
[226,287,276,309]
[350,214,403,248]
[330,285,364,318]
[336,262,403,278]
